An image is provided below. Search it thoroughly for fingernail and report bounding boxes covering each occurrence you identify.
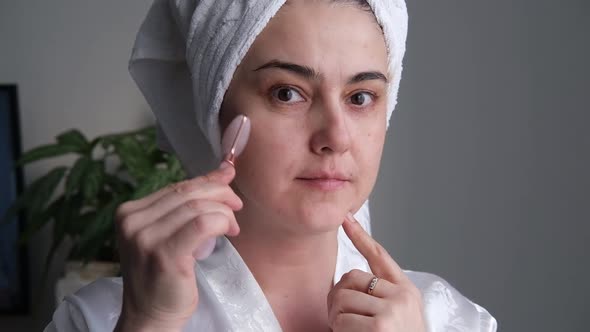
[346,212,357,223]
[193,238,216,261]
[219,160,232,170]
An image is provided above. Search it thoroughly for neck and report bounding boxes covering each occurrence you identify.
[227,208,339,332]
[229,212,339,293]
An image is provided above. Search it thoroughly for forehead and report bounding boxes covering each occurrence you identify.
[240,0,388,78]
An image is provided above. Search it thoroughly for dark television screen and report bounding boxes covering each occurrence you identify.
[0,85,28,314]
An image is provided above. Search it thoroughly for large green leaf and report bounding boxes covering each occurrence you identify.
[16,144,80,166]
[2,194,27,226]
[76,230,110,264]
[139,128,159,160]
[65,156,91,198]
[41,198,66,266]
[2,171,59,226]
[24,167,68,224]
[114,137,152,181]
[131,171,172,200]
[78,217,119,263]
[56,129,89,153]
[78,198,122,245]
[18,196,61,244]
[103,174,133,196]
[68,210,97,237]
[98,126,154,150]
[82,160,105,201]
[14,167,67,243]
[57,196,81,241]
[167,155,186,181]
[7,126,186,265]
[43,195,82,276]
[74,198,123,262]
[136,126,156,137]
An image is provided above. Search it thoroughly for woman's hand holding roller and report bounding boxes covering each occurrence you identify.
[114,162,241,331]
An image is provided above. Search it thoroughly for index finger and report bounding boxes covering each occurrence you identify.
[342,212,409,285]
[123,161,236,212]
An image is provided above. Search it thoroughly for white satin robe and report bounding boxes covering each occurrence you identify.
[45,228,497,332]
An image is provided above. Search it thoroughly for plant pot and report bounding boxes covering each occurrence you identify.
[54,260,120,306]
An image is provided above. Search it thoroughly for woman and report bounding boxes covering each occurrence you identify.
[46,0,497,331]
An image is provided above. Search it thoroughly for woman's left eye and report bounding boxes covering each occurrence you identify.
[349,92,374,107]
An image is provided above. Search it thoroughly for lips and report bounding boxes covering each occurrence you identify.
[296,171,351,191]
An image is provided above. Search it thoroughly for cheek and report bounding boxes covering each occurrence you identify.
[354,123,386,195]
[248,118,303,167]
[233,120,306,200]
[365,128,386,165]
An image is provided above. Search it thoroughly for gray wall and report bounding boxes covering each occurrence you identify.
[371,1,590,331]
[1,0,588,331]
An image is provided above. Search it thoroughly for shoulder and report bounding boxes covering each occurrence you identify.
[44,277,123,332]
[404,270,498,332]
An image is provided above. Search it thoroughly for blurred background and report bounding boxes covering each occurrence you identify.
[1,0,588,331]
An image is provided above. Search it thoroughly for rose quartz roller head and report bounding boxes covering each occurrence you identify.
[193,114,251,261]
[221,114,251,167]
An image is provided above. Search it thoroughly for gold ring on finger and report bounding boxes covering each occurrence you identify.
[367,276,379,295]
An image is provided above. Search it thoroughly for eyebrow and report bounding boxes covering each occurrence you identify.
[253,60,388,84]
[348,71,389,84]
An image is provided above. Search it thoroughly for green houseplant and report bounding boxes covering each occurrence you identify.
[2,126,186,276]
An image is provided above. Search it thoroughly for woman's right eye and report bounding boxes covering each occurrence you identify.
[271,86,305,104]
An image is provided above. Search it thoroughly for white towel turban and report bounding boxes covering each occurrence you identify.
[128,0,408,234]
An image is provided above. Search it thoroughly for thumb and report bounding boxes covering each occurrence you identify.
[203,160,235,185]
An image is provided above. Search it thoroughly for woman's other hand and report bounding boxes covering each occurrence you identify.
[113,162,242,332]
[327,215,427,332]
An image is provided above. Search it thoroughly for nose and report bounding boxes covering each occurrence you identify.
[309,97,352,155]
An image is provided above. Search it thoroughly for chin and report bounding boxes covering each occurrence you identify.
[289,203,349,234]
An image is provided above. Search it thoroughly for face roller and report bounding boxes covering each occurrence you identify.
[193,114,251,261]
[221,114,251,167]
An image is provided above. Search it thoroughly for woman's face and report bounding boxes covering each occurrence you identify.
[221,0,389,234]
